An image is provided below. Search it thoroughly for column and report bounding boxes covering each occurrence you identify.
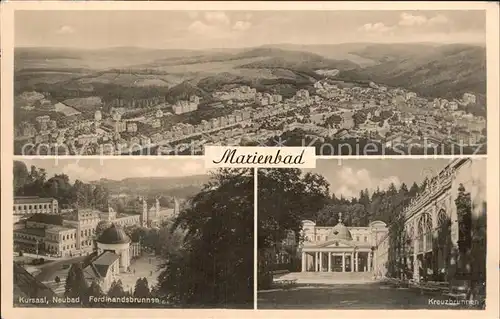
[351,251,355,272]
[342,252,346,272]
[355,252,359,272]
[301,252,306,272]
[368,252,372,272]
[319,252,323,272]
[413,221,420,282]
[315,252,319,272]
[328,252,332,272]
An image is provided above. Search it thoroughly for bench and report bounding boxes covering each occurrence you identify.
[274,279,297,289]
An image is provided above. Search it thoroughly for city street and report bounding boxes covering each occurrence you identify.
[257,282,475,309]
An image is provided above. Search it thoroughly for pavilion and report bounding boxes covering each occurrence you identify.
[300,213,388,273]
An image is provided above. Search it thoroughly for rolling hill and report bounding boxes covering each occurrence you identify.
[338,43,486,99]
[91,175,210,198]
[14,43,486,102]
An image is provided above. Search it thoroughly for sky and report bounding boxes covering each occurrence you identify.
[305,159,459,199]
[15,10,486,49]
[18,158,208,182]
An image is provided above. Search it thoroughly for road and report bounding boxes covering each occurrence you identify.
[257,282,479,309]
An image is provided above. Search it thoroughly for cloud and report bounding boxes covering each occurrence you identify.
[204,11,230,26]
[428,14,449,25]
[188,20,214,35]
[61,162,100,182]
[359,22,393,33]
[399,13,428,26]
[333,166,401,199]
[399,12,449,27]
[188,12,249,39]
[56,25,75,35]
[233,20,252,31]
[132,160,206,178]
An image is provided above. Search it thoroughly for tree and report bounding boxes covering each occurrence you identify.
[155,168,254,308]
[258,168,330,289]
[108,279,126,298]
[86,280,104,306]
[455,184,472,274]
[133,278,150,298]
[13,161,29,194]
[64,263,88,302]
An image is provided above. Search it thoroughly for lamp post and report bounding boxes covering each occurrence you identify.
[35,239,40,258]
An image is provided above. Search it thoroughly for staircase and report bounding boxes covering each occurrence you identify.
[275,271,375,284]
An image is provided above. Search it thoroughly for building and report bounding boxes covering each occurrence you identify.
[83,224,132,292]
[44,226,77,257]
[406,92,417,100]
[141,197,180,228]
[373,158,486,282]
[172,96,199,115]
[62,209,100,253]
[94,110,102,122]
[300,215,388,273]
[99,206,141,227]
[296,89,310,99]
[463,93,477,105]
[127,123,138,133]
[14,197,59,216]
[103,119,127,133]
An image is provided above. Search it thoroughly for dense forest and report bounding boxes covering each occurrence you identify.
[14,161,109,210]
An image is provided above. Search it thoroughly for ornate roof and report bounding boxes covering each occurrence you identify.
[329,213,352,241]
[96,223,131,245]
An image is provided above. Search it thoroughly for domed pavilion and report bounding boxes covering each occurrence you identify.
[96,223,132,272]
[300,213,388,273]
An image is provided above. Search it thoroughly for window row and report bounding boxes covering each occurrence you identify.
[14,204,55,211]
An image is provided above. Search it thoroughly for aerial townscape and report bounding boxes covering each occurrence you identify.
[14,43,486,156]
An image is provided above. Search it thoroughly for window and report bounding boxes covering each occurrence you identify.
[364,236,367,242]
[356,236,359,241]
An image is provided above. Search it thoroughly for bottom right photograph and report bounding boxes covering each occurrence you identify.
[257,158,487,309]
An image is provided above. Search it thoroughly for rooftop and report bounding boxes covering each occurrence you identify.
[46,225,75,233]
[13,263,56,303]
[83,251,120,280]
[14,228,46,237]
[27,214,63,226]
[14,196,56,205]
[97,223,131,245]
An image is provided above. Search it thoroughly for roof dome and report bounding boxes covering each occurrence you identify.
[329,213,352,241]
[97,223,131,245]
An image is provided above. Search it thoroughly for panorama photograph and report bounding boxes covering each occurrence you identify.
[14,10,486,156]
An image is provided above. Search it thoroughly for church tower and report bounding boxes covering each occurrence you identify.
[141,197,148,227]
[155,197,160,216]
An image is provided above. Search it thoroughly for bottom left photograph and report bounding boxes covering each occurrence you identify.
[12,158,254,309]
